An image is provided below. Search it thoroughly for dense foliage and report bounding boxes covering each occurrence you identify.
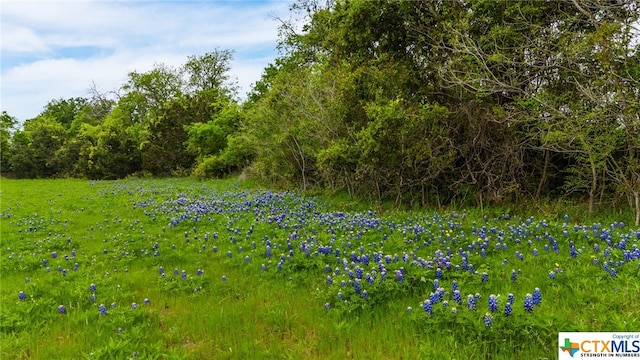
[1,0,639,223]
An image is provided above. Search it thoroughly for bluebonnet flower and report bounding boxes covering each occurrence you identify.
[467,294,476,311]
[326,276,333,285]
[261,264,267,271]
[90,283,96,293]
[18,291,26,300]
[488,294,498,313]
[549,271,556,279]
[436,268,442,279]
[507,293,515,304]
[365,273,374,284]
[131,303,137,310]
[362,290,369,299]
[52,252,57,259]
[570,246,578,258]
[338,292,343,300]
[144,298,150,305]
[181,270,187,280]
[423,300,433,315]
[244,255,251,263]
[91,295,96,302]
[58,305,66,314]
[212,246,218,253]
[407,306,413,312]
[451,307,458,314]
[395,270,404,282]
[609,268,617,278]
[524,294,534,313]
[442,300,449,308]
[98,304,107,315]
[511,269,517,282]
[325,303,331,310]
[159,267,165,275]
[481,272,488,283]
[227,251,232,258]
[453,290,462,304]
[173,268,179,276]
[452,280,458,292]
[73,263,79,271]
[532,288,541,306]
[504,302,512,317]
[354,279,361,295]
[484,313,493,328]
[532,248,538,257]
[433,279,440,292]
[221,275,227,281]
[111,302,116,308]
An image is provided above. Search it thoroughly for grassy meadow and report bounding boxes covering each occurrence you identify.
[1,178,639,359]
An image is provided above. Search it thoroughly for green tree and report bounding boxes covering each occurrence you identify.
[0,111,17,174]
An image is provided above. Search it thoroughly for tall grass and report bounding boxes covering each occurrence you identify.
[1,178,638,359]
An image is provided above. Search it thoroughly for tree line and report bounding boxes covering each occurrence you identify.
[1,0,639,224]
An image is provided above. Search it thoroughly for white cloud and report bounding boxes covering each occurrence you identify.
[0,0,292,122]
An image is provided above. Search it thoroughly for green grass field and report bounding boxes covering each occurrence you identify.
[1,178,638,359]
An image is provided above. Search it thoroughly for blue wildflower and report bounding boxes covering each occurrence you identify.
[98,304,107,315]
[90,283,96,293]
[423,300,433,315]
[488,294,498,313]
[504,302,512,317]
[507,293,515,304]
[511,269,517,282]
[481,272,488,283]
[524,294,534,313]
[467,294,476,311]
[484,313,493,328]
[131,302,137,310]
[453,290,462,304]
[58,305,66,314]
[354,279,361,294]
[532,288,541,306]
[18,291,26,301]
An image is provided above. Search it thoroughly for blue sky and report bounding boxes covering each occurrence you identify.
[1,0,295,122]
